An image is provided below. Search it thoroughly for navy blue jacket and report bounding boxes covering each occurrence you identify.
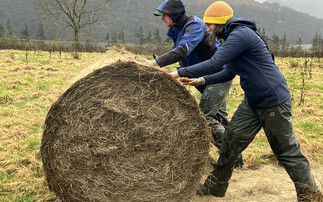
[178,17,291,108]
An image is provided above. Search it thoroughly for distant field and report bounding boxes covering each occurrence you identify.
[0,49,322,201]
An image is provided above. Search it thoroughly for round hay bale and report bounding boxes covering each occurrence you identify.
[41,61,211,201]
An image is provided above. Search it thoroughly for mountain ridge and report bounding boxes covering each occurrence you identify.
[0,0,322,44]
[265,0,323,19]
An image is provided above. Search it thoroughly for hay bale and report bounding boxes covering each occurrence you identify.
[41,61,210,201]
[69,46,142,85]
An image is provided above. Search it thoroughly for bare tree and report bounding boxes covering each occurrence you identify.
[34,0,112,51]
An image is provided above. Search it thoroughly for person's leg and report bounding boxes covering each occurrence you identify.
[215,97,244,168]
[198,99,262,196]
[260,99,319,200]
[199,81,232,145]
[199,81,243,168]
[216,96,230,126]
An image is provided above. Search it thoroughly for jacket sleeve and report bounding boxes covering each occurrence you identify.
[203,68,236,85]
[156,22,205,67]
[177,28,249,77]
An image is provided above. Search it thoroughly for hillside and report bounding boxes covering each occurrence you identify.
[0,0,38,38]
[0,0,323,44]
[265,0,323,19]
[95,0,323,44]
[227,0,323,43]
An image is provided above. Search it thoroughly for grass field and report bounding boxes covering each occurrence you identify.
[0,49,322,201]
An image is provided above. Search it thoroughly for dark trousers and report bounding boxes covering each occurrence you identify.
[199,80,232,148]
[204,98,319,198]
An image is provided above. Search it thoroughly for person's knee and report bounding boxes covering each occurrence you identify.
[211,124,225,146]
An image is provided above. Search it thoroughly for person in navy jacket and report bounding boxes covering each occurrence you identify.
[152,0,243,167]
[170,1,320,200]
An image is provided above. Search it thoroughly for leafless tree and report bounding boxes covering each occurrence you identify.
[34,0,112,51]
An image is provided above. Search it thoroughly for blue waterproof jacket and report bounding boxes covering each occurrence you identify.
[154,0,223,93]
[156,16,219,68]
[178,17,291,108]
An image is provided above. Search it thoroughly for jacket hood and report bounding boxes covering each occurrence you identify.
[221,17,257,40]
[155,0,186,26]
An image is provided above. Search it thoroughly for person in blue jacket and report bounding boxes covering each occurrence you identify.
[151,0,243,168]
[170,1,320,200]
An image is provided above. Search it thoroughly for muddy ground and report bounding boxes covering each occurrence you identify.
[190,163,323,202]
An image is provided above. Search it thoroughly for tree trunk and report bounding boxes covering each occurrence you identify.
[74,29,80,52]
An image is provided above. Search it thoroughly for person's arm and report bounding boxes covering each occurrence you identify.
[177,58,220,78]
[177,28,249,77]
[203,68,236,85]
[179,68,236,86]
[156,21,205,67]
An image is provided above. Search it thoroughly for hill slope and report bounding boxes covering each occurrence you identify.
[0,0,322,44]
[265,0,323,19]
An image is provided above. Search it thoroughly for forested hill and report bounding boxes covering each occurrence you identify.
[265,0,323,19]
[0,0,323,44]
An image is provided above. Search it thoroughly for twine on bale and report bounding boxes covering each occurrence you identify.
[41,61,211,201]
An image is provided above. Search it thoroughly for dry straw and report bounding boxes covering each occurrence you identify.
[41,60,211,201]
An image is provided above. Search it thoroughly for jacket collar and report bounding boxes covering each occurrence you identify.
[221,17,257,40]
[174,14,190,29]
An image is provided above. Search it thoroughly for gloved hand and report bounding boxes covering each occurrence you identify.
[169,71,179,79]
[179,77,205,86]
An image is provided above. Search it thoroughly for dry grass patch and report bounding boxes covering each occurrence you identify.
[0,50,322,201]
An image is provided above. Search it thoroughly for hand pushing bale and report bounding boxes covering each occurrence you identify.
[41,61,211,201]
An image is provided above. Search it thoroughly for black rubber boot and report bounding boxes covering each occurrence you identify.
[296,185,321,201]
[196,174,228,197]
[234,153,244,169]
[212,127,244,169]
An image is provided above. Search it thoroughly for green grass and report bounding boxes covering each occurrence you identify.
[0,49,103,201]
[296,121,323,135]
[0,49,322,201]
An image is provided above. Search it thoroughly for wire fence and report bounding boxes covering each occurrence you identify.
[0,37,173,56]
[0,36,322,58]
